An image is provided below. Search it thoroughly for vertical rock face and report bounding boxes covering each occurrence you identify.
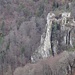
[31,12,75,62]
[31,13,55,62]
[44,13,55,56]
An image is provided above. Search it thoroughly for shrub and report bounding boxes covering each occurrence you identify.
[18,3,25,12]
[42,64,52,75]
[66,4,69,10]
[0,51,6,64]
[6,42,10,50]
[44,0,49,4]
[1,21,5,36]
[33,0,39,2]
[36,4,44,17]
[0,36,3,45]
[23,8,30,18]
[6,4,11,11]
[52,2,59,10]
[68,47,75,52]
[17,3,31,19]
[52,22,58,32]
[17,17,25,30]
[21,47,25,54]
[1,21,5,31]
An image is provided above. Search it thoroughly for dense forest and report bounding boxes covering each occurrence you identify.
[0,0,75,75]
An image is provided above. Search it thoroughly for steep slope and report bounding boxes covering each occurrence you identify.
[0,0,75,75]
[14,51,75,75]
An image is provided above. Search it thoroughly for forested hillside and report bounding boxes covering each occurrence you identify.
[0,0,75,75]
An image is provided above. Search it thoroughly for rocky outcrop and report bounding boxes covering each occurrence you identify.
[31,12,75,62]
[31,13,55,62]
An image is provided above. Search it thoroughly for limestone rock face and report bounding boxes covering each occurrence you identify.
[31,11,75,62]
[31,13,55,62]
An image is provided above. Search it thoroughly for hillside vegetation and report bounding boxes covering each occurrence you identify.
[0,0,75,75]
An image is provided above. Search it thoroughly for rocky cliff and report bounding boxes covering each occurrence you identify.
[31,11,75,62]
